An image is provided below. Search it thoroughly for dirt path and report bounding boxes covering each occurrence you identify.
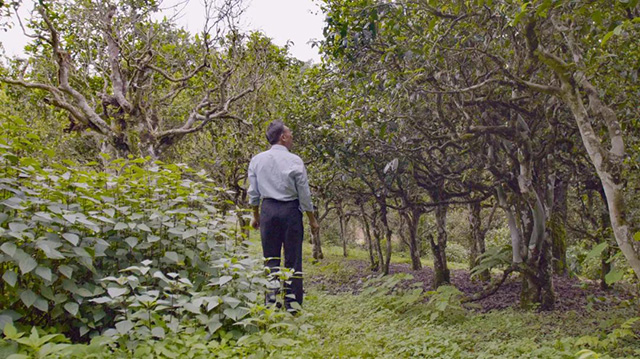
[307,258,633,312]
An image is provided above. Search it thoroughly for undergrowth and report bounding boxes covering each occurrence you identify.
[294,288,640,359]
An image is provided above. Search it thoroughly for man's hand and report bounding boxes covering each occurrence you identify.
[251,216,260,229]
[308,214,320,237]
[251,206,260,230]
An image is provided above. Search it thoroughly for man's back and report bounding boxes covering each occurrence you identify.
[248,144,312,212]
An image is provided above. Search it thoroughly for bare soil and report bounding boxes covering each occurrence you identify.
[307,259,634,312]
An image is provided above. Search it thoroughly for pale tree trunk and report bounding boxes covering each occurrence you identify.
[562,83,640,279]
[496,186,524,264]
[596,189,612,290]
[517,124,555,310]
[524,30,640,279]
[493,143,554,309]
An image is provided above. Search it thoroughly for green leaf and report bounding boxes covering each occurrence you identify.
[62,233,80,246]
[605,268,624,285]
[124,237,138,248]
[165,251,180,263]
[20,290,37,308]
[576,349,598,359]
[18,254,38,274]
[584,242,608,263]
[222,296,241,309]
[114,222,128,231]
[1,242,17,257]
[633,232,640,241]
[90,297,112,304]
[218,275,233,286]
[3,322,18,339]
[38,242,66,260]
[151,326,165,339]
[64,302,79,316]
[223,307,249,321]
[9,222,28,232]
[115,320,134,335]
[107,287,127,298]
[601,26,621,47]
[137,223,151,232]
[183,303,201,314]
[58,265,73,279]
[62,214,77,224]
[147,235,160,243]
[35,266,53,282]
[2,271,18,287]
[33,298,48,312]
[183,229,197,239]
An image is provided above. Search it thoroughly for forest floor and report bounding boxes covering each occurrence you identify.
[306,250,633,313]
[246,240,640,358]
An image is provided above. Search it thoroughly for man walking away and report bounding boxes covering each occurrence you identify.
[247,120,319,312]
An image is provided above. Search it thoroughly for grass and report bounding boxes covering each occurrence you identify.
[246,231,640,358]
[293,291,640,359]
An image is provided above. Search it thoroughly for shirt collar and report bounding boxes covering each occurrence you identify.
[271,144,289,152]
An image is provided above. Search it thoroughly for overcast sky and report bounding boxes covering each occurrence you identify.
[0,0,325,62]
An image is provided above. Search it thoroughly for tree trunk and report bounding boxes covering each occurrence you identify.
[519,194,555,311]
[312,231,324,260]
[407,208,423,271]
[468,201,489,281]
[550,179,568,275]
[558,73,640,279]
[597,189,612,290]
[430,203,450,287]
[600,246,612,291]
[373,222,384,273]
[379,200,393,275]
[496,186,524,263]
[339,212,347,257]
[360,204,378,271]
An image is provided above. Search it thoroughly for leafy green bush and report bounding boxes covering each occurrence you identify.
[0,314,308,358]
[444,241,469,264]
[471,244,512,278]
[0,130,273,340]
[424,285,466,324]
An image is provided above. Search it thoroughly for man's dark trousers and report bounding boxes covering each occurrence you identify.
[260,198,304,307]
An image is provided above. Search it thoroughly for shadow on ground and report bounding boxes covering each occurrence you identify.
[307,258,633,312]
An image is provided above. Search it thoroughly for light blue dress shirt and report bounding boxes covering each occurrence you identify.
[248,144,314,212]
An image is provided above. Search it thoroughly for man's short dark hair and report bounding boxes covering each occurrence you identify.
[266,121,285,145]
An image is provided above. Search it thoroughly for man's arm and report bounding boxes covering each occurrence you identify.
[306,210,319,236]
[295,161,319,234]
[251,205,260,229]
[247,158,261,229]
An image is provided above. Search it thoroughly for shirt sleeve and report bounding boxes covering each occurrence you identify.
[247,157,261,207]
[295,160,314,212]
